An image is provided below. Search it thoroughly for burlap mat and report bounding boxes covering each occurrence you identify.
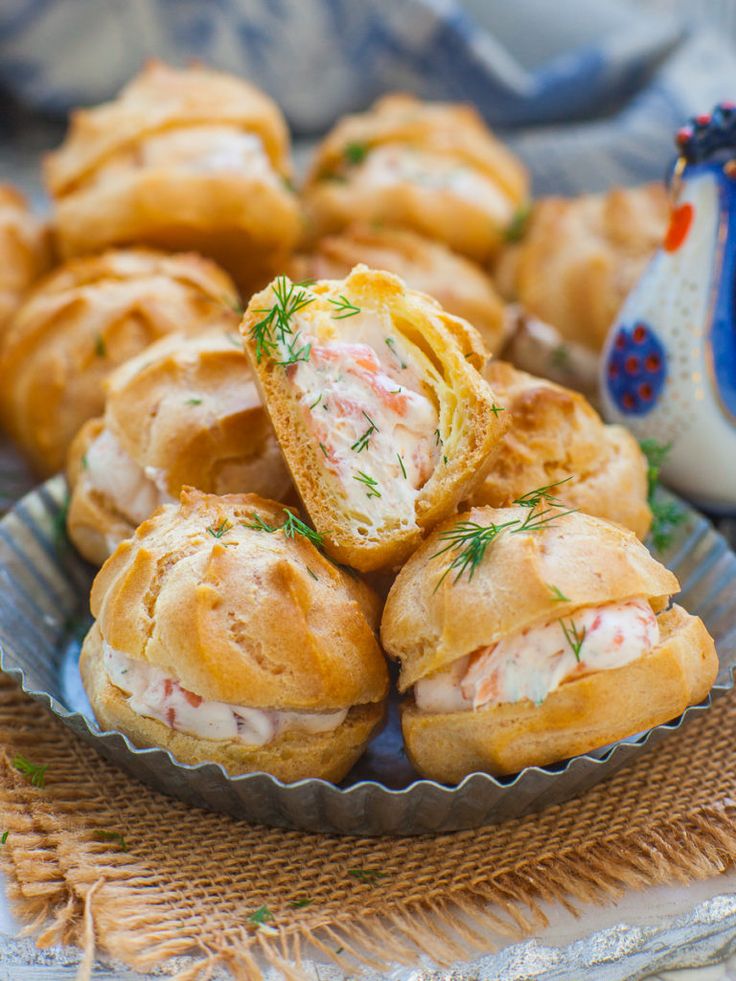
[2,667,736,981]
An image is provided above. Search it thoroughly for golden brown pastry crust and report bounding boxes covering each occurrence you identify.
[66,328,293,565]
[290,225,507,354]
[81,622,385,782]
[45,61,301,290]
[495,183,669,351]
[303,93,528,261]
[240,265,509,573]
[381,505,679,690]
[401,605,717,781]
[0,248,238,476]
[0,186,52,335]
[90,488,389,710]
[469,361,652,538]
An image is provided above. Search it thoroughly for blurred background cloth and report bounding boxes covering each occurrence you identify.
[0,0,734,195]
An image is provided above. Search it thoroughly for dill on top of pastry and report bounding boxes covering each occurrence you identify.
[44,61,302,293]
[381,501,717,783]
[0,248,238,476]
[66,328,293,566]
[303,93,529,262]
[240,264,509,572]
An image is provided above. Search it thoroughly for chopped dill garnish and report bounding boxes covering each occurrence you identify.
[385,337,407,369]
[185,397,203,406]
[560,618,586,662]
[351,412,379,452]
[243,509,324,547]
[513,477,572,510]
[505,203,530,242]
[13,755,47,788]
[319,442,329,458]
[309,393,322,410]
[397,454,407,479]
[639,439,685,552]
[1,831,8,845]
[248,905,273,925]
[207,518,232,539]
[431,519,519,591]
[344,142,369,165]
[434,429,442,446]
[94,333,107,358]
[94,829,128,851]
[443,455,448,465]
[490,403,505,417]
[275,331,311,367]
[348,868,387,883]
[290,898,313,908]
[548,584,571,603]
[354,471,381,499]
[390,387,402,394]
[249,276,315,364]
[306,567,319,581]
[328,294,361,319]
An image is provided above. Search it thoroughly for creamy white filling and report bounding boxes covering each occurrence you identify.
[414,599,660,712]
[93,126,280,187]
[103,643,349,746]
[284,307,439,529]
[358,145,515,224]
[85,428,172,527]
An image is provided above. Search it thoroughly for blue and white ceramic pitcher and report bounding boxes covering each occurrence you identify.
[601,103,736,512]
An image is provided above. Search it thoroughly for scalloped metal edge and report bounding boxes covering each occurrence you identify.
[0,476,733,835]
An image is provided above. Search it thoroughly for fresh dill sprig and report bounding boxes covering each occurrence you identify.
[354,471,381,499]
[639,439,685,552]
[348,868,387,883]
[13,755,47,788]
[344,142,369,165]
[397,454,407,479]
[513,477,573,510]
[351,412,379,452]
[548,584,571,603]
[560,618,586,662]
[94,829,128,851]
[328,294,361,319]
[242,509,324,547]
[249,276,315,364]
[385,337,407,369]
[514,504,578,534]
[431,519,519,590]
[207,518,232,539]
[274,331,312,367]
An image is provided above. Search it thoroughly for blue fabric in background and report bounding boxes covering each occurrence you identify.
[0,0,734,193]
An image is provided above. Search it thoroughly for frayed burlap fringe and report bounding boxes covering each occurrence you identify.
[2,671,736,980]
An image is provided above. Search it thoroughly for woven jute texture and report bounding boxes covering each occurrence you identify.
[2,668,736,981]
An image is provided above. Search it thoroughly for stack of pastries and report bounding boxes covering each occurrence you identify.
[0,62,716,786]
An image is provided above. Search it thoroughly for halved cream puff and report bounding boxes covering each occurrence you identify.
[80,489,388,782]
[290,224,507,354]
[381,505,717,783]
[67,328,293,565]
[469,361,652,539]
[0,248,238,476]
[239,264,510,572]
[303,94,528,262]
[45,61,302,292]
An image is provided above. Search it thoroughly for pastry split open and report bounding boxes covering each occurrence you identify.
[290,224,507,355]
[44,61,302,292]
[469,361,652,539]
[67,328,293,565]
[381,505,717,783]
[239,264,510,572]
[80,489,388,782]
[303,93,528,262]
[0,248,238,476]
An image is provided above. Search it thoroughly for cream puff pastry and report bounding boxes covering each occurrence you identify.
[495,183,669,352]
[80,489,388,782]
[67,328,293,566]
[291,225,507,354]
[381,505,717,783]
[240,264,510,572]
[303,94,528,262]
[0,248,238,476]
[45,62,302,292]
[0,185,52,335]
[469,361,652,538]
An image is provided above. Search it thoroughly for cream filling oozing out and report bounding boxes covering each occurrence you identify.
[414,599,659,712]
[103,643,349,746]
[284,305,440,529]
[85,427,172,530]
[357,145,515,225]
[90,126,281,189]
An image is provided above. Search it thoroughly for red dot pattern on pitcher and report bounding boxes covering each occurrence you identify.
[606,321,667,416]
